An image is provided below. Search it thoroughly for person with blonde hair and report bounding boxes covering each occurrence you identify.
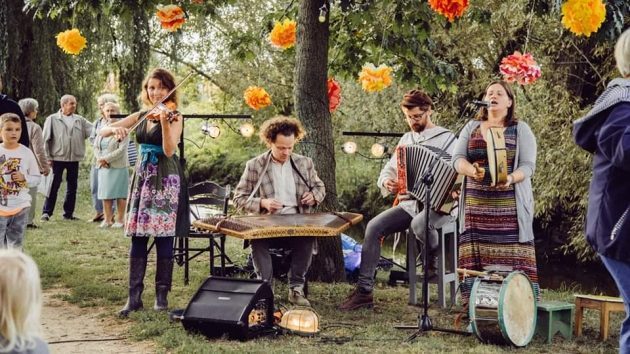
[233,116,326,306]
[573,28,630,354]
[0,249,49,353]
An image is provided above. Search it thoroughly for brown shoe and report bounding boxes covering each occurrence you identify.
[92,212,104,222]
[338,287,373,311]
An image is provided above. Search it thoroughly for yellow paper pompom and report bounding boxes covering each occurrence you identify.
[269,19,297,49]
[561,0,606,37]
[56,29,87,55]
[358,63,393,93]
[244,86,272,110]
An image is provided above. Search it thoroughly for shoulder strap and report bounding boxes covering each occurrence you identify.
[290,156,312,191]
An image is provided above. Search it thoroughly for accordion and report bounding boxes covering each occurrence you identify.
[396,144,462,215]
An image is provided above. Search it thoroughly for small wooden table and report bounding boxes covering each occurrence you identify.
[575,294,625,341]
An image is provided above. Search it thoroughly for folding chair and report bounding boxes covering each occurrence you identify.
[174,181,234,285]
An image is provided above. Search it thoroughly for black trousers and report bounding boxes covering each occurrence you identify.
[43,161,79,218]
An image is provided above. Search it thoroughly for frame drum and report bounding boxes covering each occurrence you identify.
[469,271,536,347]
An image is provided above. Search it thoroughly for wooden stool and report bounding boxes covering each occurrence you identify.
[575,294,625,341]
[536,301,575,343]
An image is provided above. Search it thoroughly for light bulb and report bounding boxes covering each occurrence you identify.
[370,143,386,158]
[240,122,255,138]
[318,4,327,23]
[201,122,221,138]
[342,141,357,154]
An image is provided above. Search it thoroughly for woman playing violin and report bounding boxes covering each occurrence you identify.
[100,68,190,317]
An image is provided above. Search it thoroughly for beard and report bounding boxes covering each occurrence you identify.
[411,122,426,133]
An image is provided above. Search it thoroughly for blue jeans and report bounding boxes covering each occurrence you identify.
[90,166,103,214]
[601,255,630,354]
[0,207,30,249]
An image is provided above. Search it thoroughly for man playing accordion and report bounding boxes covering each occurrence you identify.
[233,116,326,307]
[339,89,457,311]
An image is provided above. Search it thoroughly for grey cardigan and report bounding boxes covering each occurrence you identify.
[452,120,537,243]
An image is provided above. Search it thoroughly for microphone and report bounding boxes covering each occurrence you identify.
[471,100,491,107]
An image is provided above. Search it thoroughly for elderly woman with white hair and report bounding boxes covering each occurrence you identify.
[89,93,118,223]
[18,98,50,228]
[573,28,630,353]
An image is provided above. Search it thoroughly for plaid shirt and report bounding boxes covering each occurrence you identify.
[233,151,326,214]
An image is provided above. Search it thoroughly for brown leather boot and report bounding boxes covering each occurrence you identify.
[338,287,373,311]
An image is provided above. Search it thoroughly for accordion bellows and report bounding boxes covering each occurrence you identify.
[397,144,462,215]
[193,212,364,239]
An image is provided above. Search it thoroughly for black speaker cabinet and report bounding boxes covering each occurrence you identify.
[181,277,274,341]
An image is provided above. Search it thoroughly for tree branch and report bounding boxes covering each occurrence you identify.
[150,47,229,92]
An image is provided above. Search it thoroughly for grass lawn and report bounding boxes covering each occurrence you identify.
[24,177,623,353]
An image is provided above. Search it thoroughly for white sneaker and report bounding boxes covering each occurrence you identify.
[111,222,124,228]
[99,221,111,228]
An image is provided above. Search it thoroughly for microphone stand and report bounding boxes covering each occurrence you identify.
[397,102,483,341]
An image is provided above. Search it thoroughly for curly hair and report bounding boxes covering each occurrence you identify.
[259,116,306,147]
[139,68,178,109]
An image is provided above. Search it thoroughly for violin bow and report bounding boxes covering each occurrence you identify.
[125,71,195,135]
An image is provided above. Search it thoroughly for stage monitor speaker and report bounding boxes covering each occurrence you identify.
[180,276,274,341]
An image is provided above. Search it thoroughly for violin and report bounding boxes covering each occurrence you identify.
[146,101,180,123]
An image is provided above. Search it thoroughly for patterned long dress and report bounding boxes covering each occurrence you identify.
[125,118,189,238]
[459,123,539,303]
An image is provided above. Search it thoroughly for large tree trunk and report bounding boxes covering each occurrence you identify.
[119,6,150,112]
[294,0,344,282]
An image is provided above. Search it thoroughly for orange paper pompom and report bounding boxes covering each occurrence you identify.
[56,29,87,55]
[358,63,393,93]
[428,0,469,22]
[156,4,187,32]
[269,19,297,49]
[244,86,272,110]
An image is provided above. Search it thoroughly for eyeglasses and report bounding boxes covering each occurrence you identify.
[405,109,430,121]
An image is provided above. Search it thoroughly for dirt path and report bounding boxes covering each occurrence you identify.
[41,290,155,354]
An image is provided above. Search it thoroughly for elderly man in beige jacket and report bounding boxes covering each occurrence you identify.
[41,95,92,221]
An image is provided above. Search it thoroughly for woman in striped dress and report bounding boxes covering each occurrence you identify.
[452,80,539,303]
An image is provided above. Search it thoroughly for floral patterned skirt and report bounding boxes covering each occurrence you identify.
[125,154,189,238]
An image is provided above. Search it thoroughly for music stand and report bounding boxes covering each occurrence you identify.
[395,104,482,341]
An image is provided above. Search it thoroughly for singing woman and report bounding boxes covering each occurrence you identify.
[452,80,539,302]
[100,68,190,317]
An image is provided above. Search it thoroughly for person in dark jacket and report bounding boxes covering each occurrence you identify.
[573,28,630,354]
[0,76,30,147]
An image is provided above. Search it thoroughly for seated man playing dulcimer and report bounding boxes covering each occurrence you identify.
[233,116,326,306]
